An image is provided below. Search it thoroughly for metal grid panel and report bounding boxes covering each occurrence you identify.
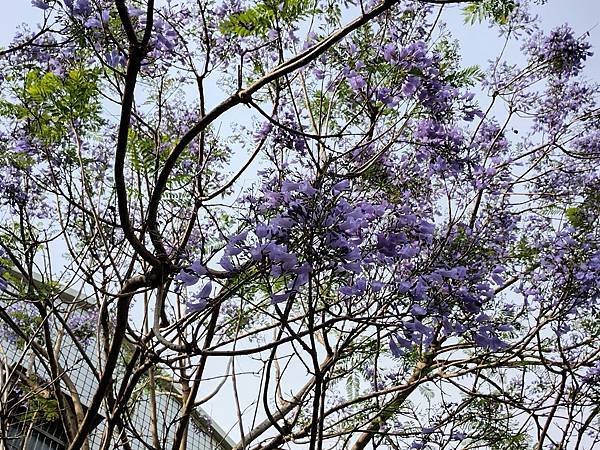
[122,387,220,450]
[0,288,228,450]
[6,424,66,450]
[57,340,98,406]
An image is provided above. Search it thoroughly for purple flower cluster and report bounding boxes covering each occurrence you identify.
[3,31,76,78]
[378,40,461,114]
[413,119,465,174]
[337,33,478,121]
[66,308,98,347]
[142,15,181,61]
[31,0,50,10]
[573,128,600,156]
[0,137,50,219]
[534,78,596,133]
[524,25,593,78]
[192,167,514,353]
[254,107,306,155]
[584,361,600,383]
[104,49,125,68]
[0,301,40,345]
[84,9,110,29]
[516,218,600,322]
[46,0,93,17]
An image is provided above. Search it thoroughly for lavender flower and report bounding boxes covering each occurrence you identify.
[524,25,593,77]
[31,0,50,10]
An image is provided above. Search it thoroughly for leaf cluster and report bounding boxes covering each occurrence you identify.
[1,67,101,148]
[220,0,319,37]
[463,0,518,26]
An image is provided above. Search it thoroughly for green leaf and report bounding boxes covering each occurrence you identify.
[127,129,156,171]
[565,206,587,229]
[511,238,539,262]
[463,0,517,26]
[220,0,318,37]
[25,71,61,101]
[448,65,485,87]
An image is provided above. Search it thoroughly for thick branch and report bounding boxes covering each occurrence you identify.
[351,353,436,450]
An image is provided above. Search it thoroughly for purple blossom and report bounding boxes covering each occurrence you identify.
[0,248,8,292]
[187,297,208,313]
[402,76,420,97]
[451,431,466,441]
[106,49,126,68]
[347,73,366,90]
[199,281,213,299]
[347,42,358,56]
[389,337,404,357]
[302,31,317,50]
[372,281,384,292]
[473,326,507,351]
[228,231,248,246]
[584,361,600,383]
[73,0,92,16]
[127,6,145,17]
[382,43,396,62]
[332,180,350,194]
[298,181,316,196]
[254,122,273,141]
[437,267,467,280]
[281,180,300,193]
[84,17,102,29]
[186,281,212,313]
[175,270,199,286]
[219,256,236,272]
[524,25,593,77]
[155,29,178,51]
[410,304,427,316]
[255,223,270,239]
[190,260,208,275]
[405,319,433,338]
[271,292,291,304]
[31,0,50,10]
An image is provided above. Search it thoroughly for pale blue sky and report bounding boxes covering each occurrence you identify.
[0,2,43,46]
[2,1,599,71]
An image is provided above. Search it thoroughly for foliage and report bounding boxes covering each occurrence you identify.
[463,0,517,25]
[220,0,319,37]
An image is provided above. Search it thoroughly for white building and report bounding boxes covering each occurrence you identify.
[0,271,233,450]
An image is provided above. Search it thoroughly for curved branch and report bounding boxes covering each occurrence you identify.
[145,0,404,257]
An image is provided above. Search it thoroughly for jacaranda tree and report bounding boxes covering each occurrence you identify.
[0,0,599,449]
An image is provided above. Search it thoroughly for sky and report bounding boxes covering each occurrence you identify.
[444,0,600,77]
[3,1,600,56]
[0,2,41,46]
[2,0,600,445]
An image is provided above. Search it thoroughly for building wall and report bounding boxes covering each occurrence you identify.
[0,276,232,450]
